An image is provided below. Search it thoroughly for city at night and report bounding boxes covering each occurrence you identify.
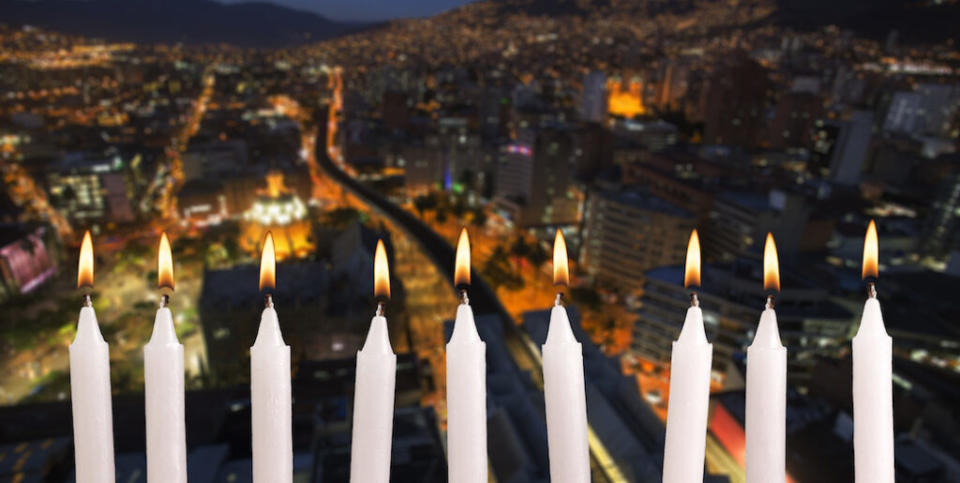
[1,0,959,481]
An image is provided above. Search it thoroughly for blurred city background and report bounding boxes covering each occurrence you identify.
[1,0,959,481]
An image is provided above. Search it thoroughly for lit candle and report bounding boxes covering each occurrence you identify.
[446,228,487,483]
[853,220,894,483]
[144,233,187,482]
[251,232,292,483]
[542,230,589,483]
[662,229,713,483]
[350,239,396,483]
[70,230,116,483]
[745,233,786,483]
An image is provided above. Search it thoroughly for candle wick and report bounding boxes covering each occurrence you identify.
[264,293,274,309]
[555,292,564,307]
[459,289,469,305]
[690,292,699,307]
[160,294,170,308]
[766,294,775,310]
[376,301,384,317]
[82,293,92,308]
[868,282,877,299]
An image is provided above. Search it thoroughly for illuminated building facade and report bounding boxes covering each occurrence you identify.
[606,77,646,119]
[0,225,58,301]
[240,171,313,260]
[46,152,135,223]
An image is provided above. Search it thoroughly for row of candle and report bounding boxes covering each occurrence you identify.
[664,222,893,483]
[67,221,891,482]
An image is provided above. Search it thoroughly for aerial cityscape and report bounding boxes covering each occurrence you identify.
[1,0,959,481]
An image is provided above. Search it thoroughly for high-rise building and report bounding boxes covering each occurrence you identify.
[632,261,854,388]
[580,70,607,123]
[702,58,769,148]
[495,129,578,227]
[706,189,812,262]
[768,92,824,149]
[809,110,874,185]
[581,187,694,291]
[0,224,58,301]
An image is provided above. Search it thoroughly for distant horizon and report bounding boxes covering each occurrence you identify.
[218,0,476,22]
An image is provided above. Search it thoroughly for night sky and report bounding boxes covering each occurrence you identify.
[221,0,475,21]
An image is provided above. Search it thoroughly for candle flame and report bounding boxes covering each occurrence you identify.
[374,239,391,299]
[763,232,780,292]
[454,228,470,287]
[862,219,878,280]
[553,229,569,287]
[77,230,94,289]
[259,232,276,291]
[157,232,174,291]
[684,229,701,288]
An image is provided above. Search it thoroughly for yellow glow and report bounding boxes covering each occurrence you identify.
[763,233,780,292]
[157,232,174,290]
[553,229,569,287]
[863,220,878,280]
[374,239,390,299]
[685,229,701,288]
[607,79,646,118]
[455,228,470,286]
[259,232,276,291]
[77,230,94,289]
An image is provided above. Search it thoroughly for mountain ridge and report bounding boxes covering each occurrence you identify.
[0,0,376,48]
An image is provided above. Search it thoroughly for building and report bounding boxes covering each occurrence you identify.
[767,92,824,149]
[820,110,874,185]
[580,70,607,123]
[46,152,136,223]
[0,224,58,302]
[702,58,769,148]
[178,179,227,226]
[581,187,694,291]
[182,139,248,181]
[631,262,854,387]
[495,129,579,227]
[240,171,313,260]
[707,189,812,262]
[883,84,960,138]
[921,171,960,257]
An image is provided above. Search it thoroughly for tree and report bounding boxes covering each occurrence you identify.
[508,235,530,271]
[413,193,438,219]
[482,245,523,291]
[526,241,550,275]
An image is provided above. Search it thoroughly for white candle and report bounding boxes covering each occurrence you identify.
[446,302,487,483]
[251,299,293,483]
[853,221,893,483]
[746,233,786,483]
[350,239,396,483]
[251,232,292,483]
[745,301,786,483]
[446,229,487,483]
[70,231,115,483]
[662,304,712,482]
[543,302,590,483]
[145,232,187,483]
[663,229,712,483]
[350,312,396,483]
[542,229,589,483]
[144,304,187,482]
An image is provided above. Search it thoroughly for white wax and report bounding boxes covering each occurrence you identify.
[446,303,487,483]
[144,307,187,483]
[745,306,787,483]
[69,305,116,483]
[853,297,894,483]
[350,315,397,483]
[542,304,590,483]
[662,305,713,483]
[250,306,292,483]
